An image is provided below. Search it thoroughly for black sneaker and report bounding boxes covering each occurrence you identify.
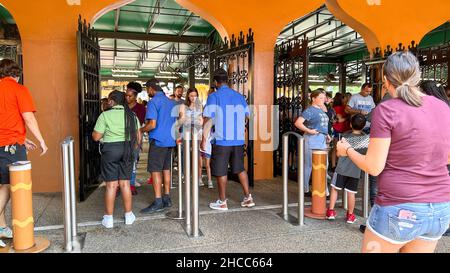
[163,196,172,208]
[359,225,366,234]
[140,201,164,214]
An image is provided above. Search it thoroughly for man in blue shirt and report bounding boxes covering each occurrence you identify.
[140,78,177,213]
[202,69,255,210]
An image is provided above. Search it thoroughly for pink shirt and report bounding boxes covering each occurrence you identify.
[371,96,450,206]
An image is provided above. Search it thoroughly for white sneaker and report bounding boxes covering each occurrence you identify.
[102,215,114,229]
[125,212,136,225]
[0,240,5,248]
[209,199,228,211]
[208,181,214,189]
[0,226,13,239]
[199,177,205,187]
[241,194,255,208]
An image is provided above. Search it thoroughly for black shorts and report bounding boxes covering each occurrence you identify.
[147,140,173,172]
[101,142,132,182]
[0,144,27,184]
[331,174,359,193]
[211,145,245,177]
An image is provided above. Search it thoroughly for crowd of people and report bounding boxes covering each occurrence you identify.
[0,52,449,252]
[93,68,255,226]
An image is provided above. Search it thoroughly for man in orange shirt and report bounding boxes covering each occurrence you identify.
[0,59,47,248]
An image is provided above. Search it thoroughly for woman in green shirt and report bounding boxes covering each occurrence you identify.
[93,91,141,229]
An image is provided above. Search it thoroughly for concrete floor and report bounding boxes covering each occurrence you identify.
[2,145,449,253]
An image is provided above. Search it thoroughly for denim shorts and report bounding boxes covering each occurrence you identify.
[367,202,450,244]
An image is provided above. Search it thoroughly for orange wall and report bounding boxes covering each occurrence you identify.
[177,0,325,180]
[1,0,133,192]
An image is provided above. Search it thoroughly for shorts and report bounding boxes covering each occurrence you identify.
[211,145,245,177]
[331,174,359,193]
[0,144,27,184]
[201,151,211,159]
[100,142,132,182]
[147,140,173,172]
[367,202,450,244]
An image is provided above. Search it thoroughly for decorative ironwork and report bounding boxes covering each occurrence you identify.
[418,43,449,86]
[213,28,254,186]
[274,37,309,177]
[77,16,102,201]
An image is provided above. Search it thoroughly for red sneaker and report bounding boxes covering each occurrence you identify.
[346,212,356,224]
[130,185,138,196]
[326,209,337,220]
[147,177,153,185]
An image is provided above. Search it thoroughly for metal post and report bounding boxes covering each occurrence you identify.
[68,139,77,240]
[178,142,183,218]
[363,172,370,218]
[61,142,72,252]
[183,129,191,236]
[191,128,200,237]
[282,134,289,220]
[170,150,174,189]
[297,137,305,226]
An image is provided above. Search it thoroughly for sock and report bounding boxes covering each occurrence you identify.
[125,212,134,217]
[103,215,113,220]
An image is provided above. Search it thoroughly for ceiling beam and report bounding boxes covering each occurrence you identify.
[95,31,209,44]
[113,8,121,68]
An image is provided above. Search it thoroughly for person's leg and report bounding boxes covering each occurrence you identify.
[105,181,119,215]
[162,170,171,195]
[217,176,227,201]
[361,228,404,253]
[328,187,338,210]
[119,180,132,213]
[399,239,438,253]
[238,171,250,197]
[347,191,356,215]
[206,158,212,182]
[152,172,163,198]
[331,139,337,169]
[0,185,10,227]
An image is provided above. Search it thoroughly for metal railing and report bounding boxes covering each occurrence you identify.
[341,171,370,218]
[166,142,184,220]
[279,132,305,226]
[182,127,203,237]
[61,137,84,252]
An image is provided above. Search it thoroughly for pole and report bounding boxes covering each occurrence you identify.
[62,143,72,252]
[68,139,77,240]
[183,129,191,236]
[178,142,183,218]
[282,134,289,221]
[297,137,305,226]
[305,149,328,219]
[191,127,200,237]
[363,172,370,218]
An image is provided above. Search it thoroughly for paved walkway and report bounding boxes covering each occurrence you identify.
[2,144,449,253]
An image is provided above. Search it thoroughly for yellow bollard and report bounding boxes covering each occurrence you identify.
[305,150,328,219]
[0,161,50,253]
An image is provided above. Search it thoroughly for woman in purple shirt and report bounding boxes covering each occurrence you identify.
[337,51,450,253]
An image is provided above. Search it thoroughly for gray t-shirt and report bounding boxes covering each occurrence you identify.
[348,93,375,128]
[335,132,369,178]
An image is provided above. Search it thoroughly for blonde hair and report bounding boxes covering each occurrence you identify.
[383,51,422,107]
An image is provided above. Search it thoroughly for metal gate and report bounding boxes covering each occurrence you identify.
[418,44,449,86]
[77,16,102,201]
[273,37,309,178]
[212,29,255,186]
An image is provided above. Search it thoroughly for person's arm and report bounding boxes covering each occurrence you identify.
[22,112,47,155]
[294,117,318,135]
[140,120,156,133]
[337,137,390,176]
[92,131,103,142]
[345,105,362,116]
[201,117,213,151]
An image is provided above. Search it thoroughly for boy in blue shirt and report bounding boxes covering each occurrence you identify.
[202,69,255,210]
[140,79,177,213]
